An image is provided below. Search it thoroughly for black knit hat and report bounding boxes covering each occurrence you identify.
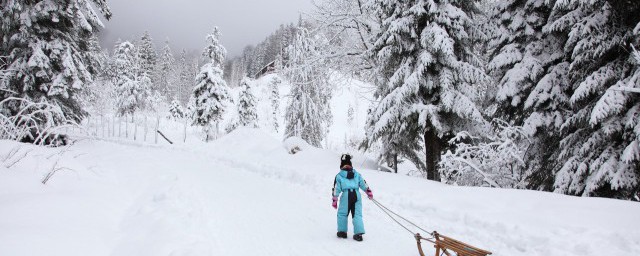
[340,154,352,168]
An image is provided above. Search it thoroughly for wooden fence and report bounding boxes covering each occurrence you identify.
[75,115,189,144]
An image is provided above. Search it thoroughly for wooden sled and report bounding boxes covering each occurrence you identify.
[415,232,492,256]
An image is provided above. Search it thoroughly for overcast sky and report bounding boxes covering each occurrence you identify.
[98,0,314,57]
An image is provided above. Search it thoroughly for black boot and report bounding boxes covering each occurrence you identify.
[337,231,347,238]
[353,233,363,241]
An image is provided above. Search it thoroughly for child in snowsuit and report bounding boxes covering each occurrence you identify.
[332,154,373,241]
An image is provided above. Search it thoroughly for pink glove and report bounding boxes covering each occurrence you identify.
[332,196,338,209]
[366,189,373,199]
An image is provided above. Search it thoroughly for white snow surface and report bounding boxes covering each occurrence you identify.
[2,128,640,256]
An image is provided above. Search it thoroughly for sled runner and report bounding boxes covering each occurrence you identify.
[416,232,492,256]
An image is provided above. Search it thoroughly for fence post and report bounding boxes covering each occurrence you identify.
[111,116,114,137]
[133,113,138,141]
[144,115,148,142]
[154,116,160,144]
[118,117,122,138]
[183,117,187,143]
[101,115,105,138]
[125,115,129,138]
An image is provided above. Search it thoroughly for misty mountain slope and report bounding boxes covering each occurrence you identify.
[1,128,639,256]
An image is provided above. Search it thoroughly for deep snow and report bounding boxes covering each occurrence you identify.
[1,128,640,256]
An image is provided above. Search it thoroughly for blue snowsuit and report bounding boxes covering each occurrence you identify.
[333,168,369,234]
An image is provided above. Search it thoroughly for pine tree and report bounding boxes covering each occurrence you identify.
[486,0,569,189]
[364,0,488,179]
[488,0,558,122]
[237,78,258,128]
[0,0,112,127]
[283,27,332,147]
[547,0,640,199]
[268,76,282,132]
[112,41,150,116]
[137,31,157,82]
[176,49,192,105]
[189,27,229,141]
[157,39,175,99]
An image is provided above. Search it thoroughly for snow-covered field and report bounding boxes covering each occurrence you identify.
[1,128,639,256]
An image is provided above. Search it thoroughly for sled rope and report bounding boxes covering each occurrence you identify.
[371,198,434,238]
[370,198,492,256]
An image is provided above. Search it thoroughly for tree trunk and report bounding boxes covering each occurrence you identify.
[205,126,209,142]
[393,153,398,174]
[424,128,441,181]
[154,116,160,144]
[215,121,220,139]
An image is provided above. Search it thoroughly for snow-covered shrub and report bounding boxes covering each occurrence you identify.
[224,119,239,134]
[440,120,530,188]
[0,98,75,146]
[283,136,311,154]
[168,100,184,119]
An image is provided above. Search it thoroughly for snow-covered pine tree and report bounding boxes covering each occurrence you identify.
[168,99,184,119]
[488,0,556,122]
[189,27,229,141]
[113,41,150,117]
[364,0,488,180]
[252,46,265,77]
[157,39,175,99]
[283,27,332,147]
[268,76,282,132]
[548,0,640,199]
[0,0,112,130]
[237,78,258,128]
[137,31,157,83]
[84,45,115,117]
[486,0,570,189]
[176,49,192,105]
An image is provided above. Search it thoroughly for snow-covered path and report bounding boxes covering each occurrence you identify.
[93,132,417,255]
[2,129,640,256]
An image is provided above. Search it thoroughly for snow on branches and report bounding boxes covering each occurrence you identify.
[283,27,332,147]
[0,0,111,145]
[364,0,488,179]
[0,97,75,146]
[237,78,259,128]
[189,27,229,141]
[440,120,530,188]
